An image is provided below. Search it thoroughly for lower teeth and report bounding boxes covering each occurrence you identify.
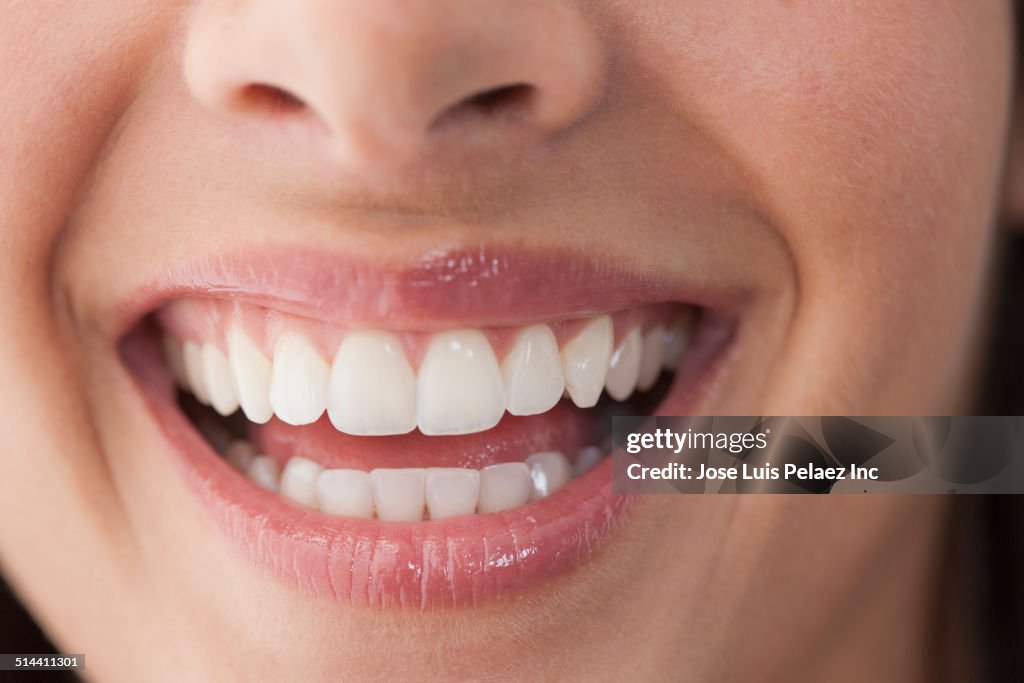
[202,422,608,522]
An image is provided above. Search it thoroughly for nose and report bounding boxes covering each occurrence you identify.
[184,0,605,166]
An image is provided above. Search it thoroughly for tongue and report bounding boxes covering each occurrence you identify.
[249,401,596,470]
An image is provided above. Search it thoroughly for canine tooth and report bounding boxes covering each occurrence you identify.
[183,341,211,405]
[425,468,480,520]
[269,332,329,426]
[328,331,416,436]
[202,343,239,416]
[636,326,665,391]
[525,451,572,500]
[417,330,506,436]
[163,336,188,386]
[280,457,324,509]
[477,462,532,513]
[501,325,564,416]
[227,327,273,424]
[662,314,693,369]
[247,455,280,492]
[371,468,426,521]
[225,440,257,472]
[560,316,612,408]
[573,446,603,476]
[605,327,642,401]
[317,469,374,518]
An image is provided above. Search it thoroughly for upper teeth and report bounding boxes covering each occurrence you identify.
[167,310,692,436]
[328,331,417,435]
[416,330,506,435]
[559,316,614,408]
[501,325,565,416]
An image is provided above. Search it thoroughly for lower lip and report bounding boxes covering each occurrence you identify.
[125,330,635,608]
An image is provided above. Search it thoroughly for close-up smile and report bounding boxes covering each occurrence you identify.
[2,2,1016,679]
[116,248,736,608]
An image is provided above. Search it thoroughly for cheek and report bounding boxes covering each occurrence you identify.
[621,0,1010,263]
[0,4,172,260]
[606,0,1012,407]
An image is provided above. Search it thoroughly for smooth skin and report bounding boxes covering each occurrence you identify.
[0,1,1015,681]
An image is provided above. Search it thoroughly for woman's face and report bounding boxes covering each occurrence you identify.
[0,1,1011,680]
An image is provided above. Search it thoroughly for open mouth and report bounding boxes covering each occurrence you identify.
[118,249,736,608]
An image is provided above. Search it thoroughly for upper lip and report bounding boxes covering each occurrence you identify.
[111,242,744,338]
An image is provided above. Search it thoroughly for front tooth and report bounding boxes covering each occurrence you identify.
[280,456,324,509]
[573,446,603,476]
[227,327,273,424]
[183,340,211,405]
[269,332,329,426]
[477,462,532,513]
[328,331,416,436]
[417,330,506,436]
[605,327,642,401]
[525,451,572,500]
[163,336,188,387]
[247,455,280,492]
[317,469,375,518]
[202,343,239,416]
[560,316,613,408]
[662,313,693,369]
[501,325,564,416]
[371,468,425,521]
[425,468,480,520]
[636,326,665,391]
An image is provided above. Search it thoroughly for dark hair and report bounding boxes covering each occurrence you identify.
[975,6,1024,677]
[0,579,75,682]
[972,202,1024,679]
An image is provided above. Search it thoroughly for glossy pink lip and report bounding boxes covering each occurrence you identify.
[118,245,736,608]
[110,244,745,335]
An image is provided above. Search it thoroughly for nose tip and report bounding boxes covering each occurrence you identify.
[183,1,605,166]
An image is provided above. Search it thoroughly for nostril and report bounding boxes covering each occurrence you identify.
[236,83,308,117]
[429,83,536,131]
[464,83,534,114]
